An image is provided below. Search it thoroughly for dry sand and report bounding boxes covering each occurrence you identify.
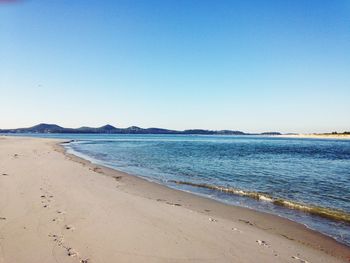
[0,136,349,263]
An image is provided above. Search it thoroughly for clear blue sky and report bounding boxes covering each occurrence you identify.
[1,0,349,133]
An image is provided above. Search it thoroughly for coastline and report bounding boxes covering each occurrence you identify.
[60,140,350,254]
[276,134,350,140]
[0,136,349,262]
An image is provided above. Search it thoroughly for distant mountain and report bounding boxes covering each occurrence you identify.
[260,132,282,135]
[31,123,64,131]
[0,123,281,135]
[0,123,120,134]
[1,123,66,133]
[121,126,177,134]
[75,125,120,134]
[182,129,245,135]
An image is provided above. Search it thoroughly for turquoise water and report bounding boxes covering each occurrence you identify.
[9,134,350,246]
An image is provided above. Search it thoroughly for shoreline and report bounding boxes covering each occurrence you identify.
[0,136,349,262]
[58,141,350,257]
[62,139,350,237]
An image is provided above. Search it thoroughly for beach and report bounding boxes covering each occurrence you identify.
[0,136,349,263]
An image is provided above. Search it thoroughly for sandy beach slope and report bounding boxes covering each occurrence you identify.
[0,136,349,263]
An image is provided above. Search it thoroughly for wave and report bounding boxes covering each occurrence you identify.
[169,180,350,224]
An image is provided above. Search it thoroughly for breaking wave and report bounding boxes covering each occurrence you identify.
[169,180,350,224]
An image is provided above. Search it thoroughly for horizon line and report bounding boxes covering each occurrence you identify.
[1,122,349,135]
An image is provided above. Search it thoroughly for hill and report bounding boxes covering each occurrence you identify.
[0,123,281,135]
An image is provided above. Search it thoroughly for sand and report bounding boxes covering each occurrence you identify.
[0,136,349,263]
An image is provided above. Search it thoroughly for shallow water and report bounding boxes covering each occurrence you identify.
[9,134,350,246]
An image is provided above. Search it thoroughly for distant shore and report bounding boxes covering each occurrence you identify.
[276,134,350,140]
[0,136,349,262]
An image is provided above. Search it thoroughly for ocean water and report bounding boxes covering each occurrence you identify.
[11,134,350,246]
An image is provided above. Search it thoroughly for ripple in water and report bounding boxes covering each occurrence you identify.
[56,134,350,246]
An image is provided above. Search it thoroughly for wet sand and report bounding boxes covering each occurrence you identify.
[0,136,349,263]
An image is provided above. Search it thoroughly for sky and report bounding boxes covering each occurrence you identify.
[1,0,349,133]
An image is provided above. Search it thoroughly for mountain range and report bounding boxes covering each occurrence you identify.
[0,123,281,135]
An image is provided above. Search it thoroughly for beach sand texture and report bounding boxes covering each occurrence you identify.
[0,136,349,263]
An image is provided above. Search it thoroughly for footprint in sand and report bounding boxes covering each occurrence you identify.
[256,240,270,247]
[49,234,81,258]
[166,202,182,207]
[52,216,63,222]
[239,219,254,226]
[156,199,182,207]
[91,167,103,174]
[292,255,310,263]
[232,227,242,233]
[67,247,78,257]
[40,195,52,208]
[48,233,64,245]
[0,217,6,220]
[64,225,75,231]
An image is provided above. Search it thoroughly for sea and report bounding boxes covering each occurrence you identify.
[11,134,350,246]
